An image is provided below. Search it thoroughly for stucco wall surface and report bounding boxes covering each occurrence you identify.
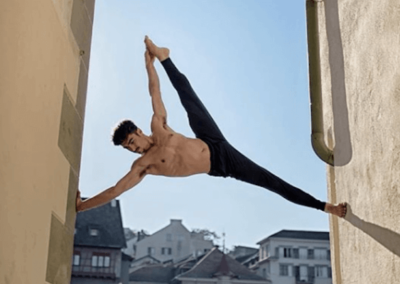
[315,0,400,283]
[0,0,94,283]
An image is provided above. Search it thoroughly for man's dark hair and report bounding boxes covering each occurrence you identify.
[112,120,138,146]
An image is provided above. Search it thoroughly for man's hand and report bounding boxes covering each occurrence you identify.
[145,50,155,66]
[76,189,82,212]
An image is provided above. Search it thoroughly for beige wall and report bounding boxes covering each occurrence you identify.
[0,0,95,283]
[315,0,400,283]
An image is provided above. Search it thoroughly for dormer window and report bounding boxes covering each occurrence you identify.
[90,229,99,236]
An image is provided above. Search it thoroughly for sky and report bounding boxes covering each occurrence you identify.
[79,0,330,251]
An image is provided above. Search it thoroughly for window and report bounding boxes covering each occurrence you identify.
[283,247,292,258]
[91,253,111,267]
[265,244,269,257]
[161,247,172,255]
[308,266,315,280]
[294,266,300,279]
[293,248,299,259]
[148,247,155,256]
[92,255,98,267]
[300,265,308,281]
[308,249,314,259]
[262,268,266,278]
[280,264,289,276]
[104,256,110,267]
[315,249,327,260]
[98,256,104,267]
[316,266,328,277]
[299,248,307,259]
[72,253,80,266]
[89,229,99,236]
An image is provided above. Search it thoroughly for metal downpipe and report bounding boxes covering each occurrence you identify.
[306,0,334,166]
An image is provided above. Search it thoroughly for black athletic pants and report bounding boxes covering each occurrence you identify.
[161,58,326,211]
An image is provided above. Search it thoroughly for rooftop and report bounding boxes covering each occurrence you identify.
[74,198,126,248]
[257,230,329,244]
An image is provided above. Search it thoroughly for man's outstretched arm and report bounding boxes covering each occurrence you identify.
[76,161,149,212]
[145,50,167,120]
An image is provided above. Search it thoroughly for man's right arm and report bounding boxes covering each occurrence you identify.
[76,161,149,212]
[145,51,167,119]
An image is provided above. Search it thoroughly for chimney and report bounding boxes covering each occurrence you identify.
[170,219,182,225]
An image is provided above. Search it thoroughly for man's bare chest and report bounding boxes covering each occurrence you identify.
[144,133,209,176]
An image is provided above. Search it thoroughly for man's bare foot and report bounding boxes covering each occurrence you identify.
[144,36,170,62]
[325,202,347,218]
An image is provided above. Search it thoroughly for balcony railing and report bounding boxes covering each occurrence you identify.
[71,265,116,279]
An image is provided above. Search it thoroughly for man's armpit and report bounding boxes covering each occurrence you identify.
[151,115,167,131]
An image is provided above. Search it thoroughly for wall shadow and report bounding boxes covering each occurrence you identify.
[346,204,400,257]
[324,0,353,166]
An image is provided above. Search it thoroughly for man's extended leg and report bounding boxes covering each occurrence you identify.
[224,144,327,211]
[221,143,347,216]
[145,37,225,141]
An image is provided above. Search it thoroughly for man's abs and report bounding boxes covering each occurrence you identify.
[146,134,211,177]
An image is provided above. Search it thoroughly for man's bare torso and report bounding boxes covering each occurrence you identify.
[136,118,211,177]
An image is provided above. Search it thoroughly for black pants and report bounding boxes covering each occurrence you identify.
[161,58,326,211]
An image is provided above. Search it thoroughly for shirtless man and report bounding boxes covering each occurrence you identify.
[76,36,347,218]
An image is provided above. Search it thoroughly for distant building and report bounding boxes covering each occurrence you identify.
[128,247,270,284]
[229,245,258,262]
[255,230,332,284]
[71,199,132,284]
[123,228,149,259]
[132,219,214,266]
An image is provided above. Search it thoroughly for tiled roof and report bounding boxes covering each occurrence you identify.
[131,255,161,265]
[122,252,134,261]
[238,252,259,265]
[74,199,126,248]
[129,264,175,283]
[257,230,329,244]
[176,247,265,281]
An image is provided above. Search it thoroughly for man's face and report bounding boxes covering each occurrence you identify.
[121,130,148,154]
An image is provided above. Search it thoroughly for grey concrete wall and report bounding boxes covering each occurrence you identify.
[315,0,400,283]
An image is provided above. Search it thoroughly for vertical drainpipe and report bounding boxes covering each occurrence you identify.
[306,0,334,166]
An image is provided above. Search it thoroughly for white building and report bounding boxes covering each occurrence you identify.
[255,230,332,284]
[132,219,214,267]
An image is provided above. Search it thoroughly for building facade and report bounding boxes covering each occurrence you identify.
[255,230,332,284]
[71,199,131,284]
[133,219,214,265]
